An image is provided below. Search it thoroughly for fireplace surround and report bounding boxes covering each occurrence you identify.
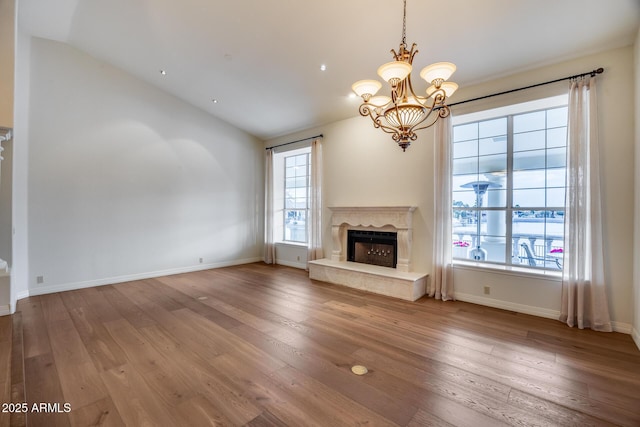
[327,206,416,272]
[308,206,427,301]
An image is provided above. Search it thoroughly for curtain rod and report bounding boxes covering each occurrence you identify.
[265,134,323,151]
[447,67,604,108]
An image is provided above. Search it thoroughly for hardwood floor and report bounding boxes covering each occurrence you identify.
[4,262,640,426]
[0,315,11,427]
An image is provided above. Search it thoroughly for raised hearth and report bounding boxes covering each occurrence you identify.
[308,206,428,301]
[309,259,427,301]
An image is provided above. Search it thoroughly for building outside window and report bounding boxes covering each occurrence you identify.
[452,96,567,271]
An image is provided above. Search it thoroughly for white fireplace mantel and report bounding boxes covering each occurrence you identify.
[329,206,416,272]
[308,206,427,301]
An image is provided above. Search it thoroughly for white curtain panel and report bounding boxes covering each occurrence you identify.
[264,149,276,264]
[430,115,454,301]
[307,139,324,265]
[560,76,612,332]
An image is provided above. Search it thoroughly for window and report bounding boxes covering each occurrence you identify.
[452,96,567,271]
[273,146,311,244]
[283,152,310,242]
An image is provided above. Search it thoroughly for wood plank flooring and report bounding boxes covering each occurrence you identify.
[0,315,11,427]
[4,262,640,426]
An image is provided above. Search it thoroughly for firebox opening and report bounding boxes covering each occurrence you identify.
[347,230,398,268]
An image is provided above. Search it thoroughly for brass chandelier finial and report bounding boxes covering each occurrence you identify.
[352,0,458,151]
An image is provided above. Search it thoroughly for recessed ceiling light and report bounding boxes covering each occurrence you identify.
[212,99,218,104]
[159,69,167,75]
[320,64,327,71]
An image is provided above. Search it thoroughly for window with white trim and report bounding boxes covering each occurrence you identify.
[273,146,311,244]
[452,96,567,270]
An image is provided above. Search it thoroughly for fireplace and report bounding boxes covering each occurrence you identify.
[326,206,416,272]
[347,230,397,268]
[308,206,428,302]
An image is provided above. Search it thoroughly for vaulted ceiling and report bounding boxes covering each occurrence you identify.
[18,0,640,140]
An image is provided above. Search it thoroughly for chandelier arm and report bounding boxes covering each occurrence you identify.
[415,86,445,108]
[411,105,451,133]
[418,88,446,111]
[394,88,437,134]
[358,103,374,117]
[407,89,447,133]
[431,90,447,106]
[374,116,404,136]
[439,105,451,118]
[360,104,381,127]
[405,73,422,102]
[360,104,402,137]
[409,44,418,61]
[410,111,437,133]
[361,105,385,130]
[392,77,408,103]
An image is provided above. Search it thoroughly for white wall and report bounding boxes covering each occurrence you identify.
[269,45,636,331]
[11,30,30,311]
[273,244,308,269]
[21,37,263,296]
[633,28,640,348]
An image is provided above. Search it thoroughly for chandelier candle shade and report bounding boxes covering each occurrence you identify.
[352,0,458,151]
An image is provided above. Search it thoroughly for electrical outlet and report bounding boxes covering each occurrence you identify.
[297,256,300,261]
[483,286,490,295]
[36,275,44,284]
[199,257,203,264]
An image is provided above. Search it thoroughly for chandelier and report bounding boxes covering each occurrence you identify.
[351,0,458,151]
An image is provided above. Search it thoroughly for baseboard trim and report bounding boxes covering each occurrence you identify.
[14,290,29,309]
[453,292,561,320]
[0,304,10,316]
[631,327,640,350]
[610,321,633,335]
[25,257,263,298]
[275,259,307,270]
[454,292,633,335]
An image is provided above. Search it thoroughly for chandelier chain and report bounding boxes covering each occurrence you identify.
[401,0,407,47]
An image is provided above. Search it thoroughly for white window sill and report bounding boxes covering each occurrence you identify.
[275,241,308,248]
[453,260,562,282]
